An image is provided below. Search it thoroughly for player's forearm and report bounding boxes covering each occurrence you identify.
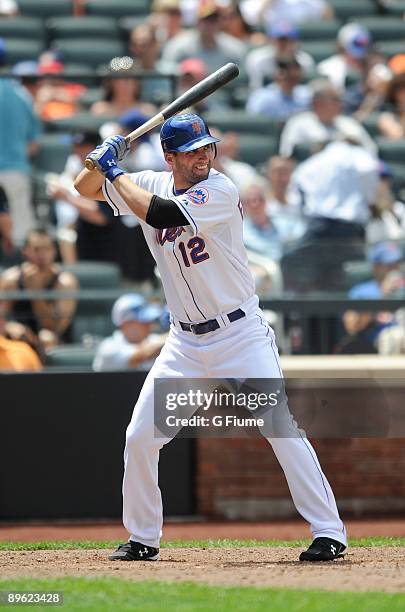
[74,168,105,200]
[112,174,154,223]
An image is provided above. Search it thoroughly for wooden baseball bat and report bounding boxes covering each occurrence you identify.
[84,62,239,170]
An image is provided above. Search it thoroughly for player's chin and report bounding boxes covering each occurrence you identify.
[192,167,210,181]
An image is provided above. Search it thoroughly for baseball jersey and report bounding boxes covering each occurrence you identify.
[102,169,255,322]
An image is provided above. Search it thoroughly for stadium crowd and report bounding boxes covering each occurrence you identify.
[0,0,405,369]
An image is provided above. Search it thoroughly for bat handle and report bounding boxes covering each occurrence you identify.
[84,135,134,171]
[84,158,96,171]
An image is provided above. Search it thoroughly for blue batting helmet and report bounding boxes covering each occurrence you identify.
[160,113,220,153]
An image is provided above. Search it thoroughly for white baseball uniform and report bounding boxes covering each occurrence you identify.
[103,169,347,549]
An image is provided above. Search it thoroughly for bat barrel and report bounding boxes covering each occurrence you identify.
[84,63,239,171]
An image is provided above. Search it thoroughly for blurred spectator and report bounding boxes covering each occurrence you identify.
[211,129,260,192]
[161,0,246,74]
[93,294,166,371]
[293,139,379,239]
[1,227,79,351]
[91,58,156,118]
[352,61,392,121]
[46,131,118,264]
[12,61,41,101]
[0,73,41,245]
[266,156,307,242]
[178,58,227,112]
[246,54,312,120]
[279,80,377,157]
[118,109,166,172]
[281,140,379,291]
[35,52,86,121]
[245,22,315,90]
[0,0,17,15]
[388,53,405,76]
[129,22,172,104]
[218,1,266,46]
[378,72,405,139]
[367,161,405,244]
[150,0,184,42]
[378,308,405,355]
[0,303,42,372]
[0,186,14,257]
[349,242,403,299]
[241,178,282,261]
[318,23,372,91]
[240,0,333,28]
[336,242,403,354]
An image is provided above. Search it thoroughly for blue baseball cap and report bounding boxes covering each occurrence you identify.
[268,22,299,40]
[368,242,403,265]
[112,294,162,326]
[120,109,150,142]
[338,23,371,59]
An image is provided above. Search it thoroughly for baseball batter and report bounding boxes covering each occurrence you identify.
[75,113,347,562]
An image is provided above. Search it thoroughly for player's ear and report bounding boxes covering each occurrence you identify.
[164,151,175,168]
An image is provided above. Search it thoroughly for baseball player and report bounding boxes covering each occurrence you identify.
[74,113,347,562]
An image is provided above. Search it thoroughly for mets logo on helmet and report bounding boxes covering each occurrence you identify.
[185,187,209,206]
[192,121,203,134]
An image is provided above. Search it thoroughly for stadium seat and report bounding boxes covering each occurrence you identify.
[3,38,44,65]
[45,111,117,134]
[45,345,98,368]
[63,262,122,289]
[377,138,405,163]
[77,87,104,109]
[361,114,381,138]
[355,17,405,41]
[237,134,278,166]
[375,41,405,57]
[203,111,283,137]
[51,38,125,68]
[342,260,373,291]
[0,16,44,40]
[84,0,150,18]
[297,19,342,41]
[33,134,72,174]
[301,41,336,63]
[17,0,73,17]
[328,0,378,20]
[381,0,405,15]
[62,262,122,342]
[46,16,120,42]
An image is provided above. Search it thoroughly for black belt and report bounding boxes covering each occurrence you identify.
[180,308,245,335]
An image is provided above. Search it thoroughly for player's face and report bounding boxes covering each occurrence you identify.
[166,145,214,189]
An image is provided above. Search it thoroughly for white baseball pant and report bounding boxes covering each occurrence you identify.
[122,296,347,548]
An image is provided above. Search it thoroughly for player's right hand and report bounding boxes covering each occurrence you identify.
[102,135,130,161]
[86,144,125,182]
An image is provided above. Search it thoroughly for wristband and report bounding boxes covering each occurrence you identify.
[105,167,126,183]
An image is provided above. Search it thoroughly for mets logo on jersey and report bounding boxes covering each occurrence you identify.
[184,187,209,206]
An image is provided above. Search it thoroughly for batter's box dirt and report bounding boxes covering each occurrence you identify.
[2,547,405,592]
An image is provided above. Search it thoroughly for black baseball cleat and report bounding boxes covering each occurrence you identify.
[299,537,346,562]
[109,541,159,561]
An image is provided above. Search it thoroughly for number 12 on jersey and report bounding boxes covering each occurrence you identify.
[178,237,210,267]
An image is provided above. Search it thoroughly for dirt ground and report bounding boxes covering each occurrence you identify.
[2,547,405,593]
[3,518,405,542]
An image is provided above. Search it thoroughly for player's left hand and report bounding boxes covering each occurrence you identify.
[86,145,126,182]
[102,135,130,161]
